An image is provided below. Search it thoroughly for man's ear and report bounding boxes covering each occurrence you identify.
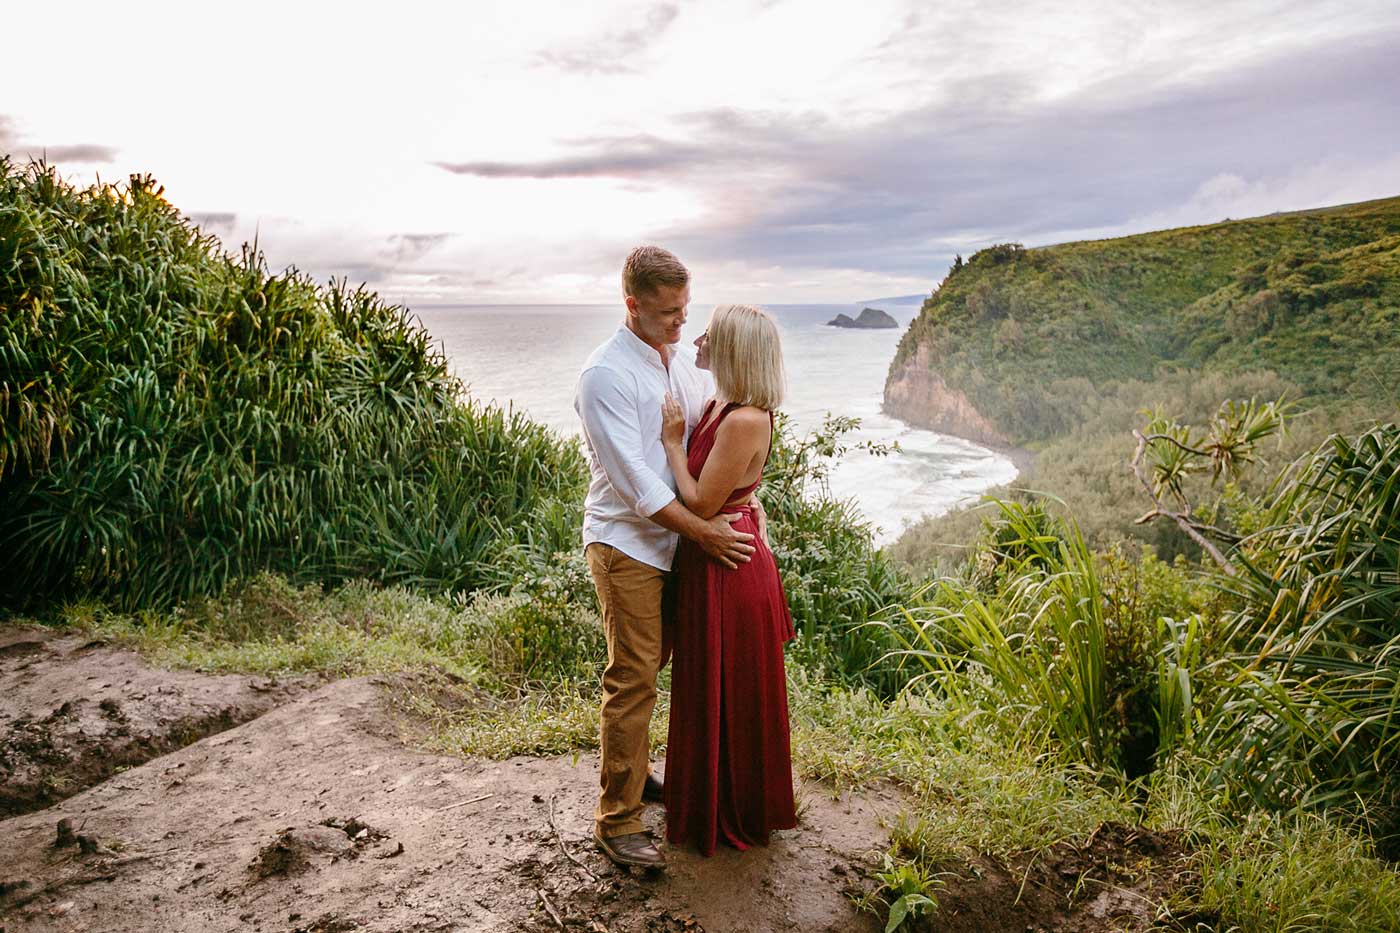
[624,295,639,315]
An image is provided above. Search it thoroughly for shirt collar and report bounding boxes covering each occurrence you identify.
[615,324,671,370]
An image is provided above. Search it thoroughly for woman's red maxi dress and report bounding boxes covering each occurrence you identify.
[663,400,797,856]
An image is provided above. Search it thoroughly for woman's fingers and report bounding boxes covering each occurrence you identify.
[661,395,685,432]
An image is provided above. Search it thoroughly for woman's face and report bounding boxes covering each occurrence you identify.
[693,326,711,370]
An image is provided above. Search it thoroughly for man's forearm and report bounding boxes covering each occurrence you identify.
[647,498,714,544]
[649,497,754,567]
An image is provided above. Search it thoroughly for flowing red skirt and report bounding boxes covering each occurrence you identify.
[663,504,797,855]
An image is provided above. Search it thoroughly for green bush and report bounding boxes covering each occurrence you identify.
[0,159,585,608]
[878,499,1203,777]
[762,413,921,694]
[1206,423,1400,829]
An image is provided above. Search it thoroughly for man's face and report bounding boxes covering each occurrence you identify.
[626,283,690,350]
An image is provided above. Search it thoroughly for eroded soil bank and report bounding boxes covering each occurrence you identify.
[0,625,313,818]
[0,625,1197,932]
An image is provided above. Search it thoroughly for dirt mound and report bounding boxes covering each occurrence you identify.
[249,818,396,879]
[0,625,313,816]
[921,821,1204,932]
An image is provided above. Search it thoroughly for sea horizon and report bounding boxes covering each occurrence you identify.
[412,300,1016,545]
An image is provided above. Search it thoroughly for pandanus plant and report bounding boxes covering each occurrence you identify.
[0,158,584,609]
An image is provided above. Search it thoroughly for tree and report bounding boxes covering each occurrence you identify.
[1130,398,1289,574]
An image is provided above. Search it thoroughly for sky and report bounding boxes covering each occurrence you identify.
[3,0,1399,305]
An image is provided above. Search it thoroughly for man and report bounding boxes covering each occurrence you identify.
[575,246,758,870]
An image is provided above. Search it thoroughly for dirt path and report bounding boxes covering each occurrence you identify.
[0,624,1200,932]
[0,628,896,932]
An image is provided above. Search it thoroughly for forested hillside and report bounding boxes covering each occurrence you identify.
[885,197,1400,446]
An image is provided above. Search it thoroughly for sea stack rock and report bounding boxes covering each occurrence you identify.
[827,307,899,329]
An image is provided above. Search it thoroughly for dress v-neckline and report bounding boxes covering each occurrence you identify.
[693,399,730,439]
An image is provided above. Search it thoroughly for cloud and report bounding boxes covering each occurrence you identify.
[187,212,237,234]
[35,143,119,163]
[434,135,707,178]
[386,232,454,262]
[0,114,117,164]
[535,3,680,75]
[191,213,607,305]
[1140,154,1400,225]
[492,29,1400,281]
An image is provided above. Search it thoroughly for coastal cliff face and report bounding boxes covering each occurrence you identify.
[880,196,1400,449]
[883,343,1009,447]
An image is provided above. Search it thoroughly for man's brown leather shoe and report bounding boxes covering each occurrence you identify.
[594,830,666,870]
[642,772,664,804]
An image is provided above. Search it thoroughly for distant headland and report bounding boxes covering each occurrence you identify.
[827,307,900,329]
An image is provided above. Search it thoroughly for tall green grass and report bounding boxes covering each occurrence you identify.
[878,499,1198,777]
[0,159,584,608]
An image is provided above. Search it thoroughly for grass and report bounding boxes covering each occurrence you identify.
[1148,760,1400,931]
[793,665,1400,931]
[788,667,1135,861]
[1190,812,1400,932]
[411,690,609,759]
[65,571,602,689]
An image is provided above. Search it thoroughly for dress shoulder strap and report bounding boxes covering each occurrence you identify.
[698,400,741,438]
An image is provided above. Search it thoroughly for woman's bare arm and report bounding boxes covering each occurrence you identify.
[661,395,703,507]
[662,397,770,519]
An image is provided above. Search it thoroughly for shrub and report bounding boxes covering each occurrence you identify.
[0,159,585,609]
[762,413,920,694]
[1206,422,1400,829]
[878,500,1201,778]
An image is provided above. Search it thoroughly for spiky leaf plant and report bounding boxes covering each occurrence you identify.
[0,158,584,608]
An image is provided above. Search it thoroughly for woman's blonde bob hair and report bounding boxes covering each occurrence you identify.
[706,303,785,411]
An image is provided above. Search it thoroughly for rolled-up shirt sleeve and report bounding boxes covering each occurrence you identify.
[577,365,676,518]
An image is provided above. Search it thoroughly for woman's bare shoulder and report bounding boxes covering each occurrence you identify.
[718,406,771,431]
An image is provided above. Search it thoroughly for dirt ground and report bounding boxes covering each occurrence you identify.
[0,626,313,819]
[0,625,895,932]
[0,624,1199,932]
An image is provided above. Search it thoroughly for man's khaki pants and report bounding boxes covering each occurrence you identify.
[585,542,665,839]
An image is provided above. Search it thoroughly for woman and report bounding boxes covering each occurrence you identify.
[659,303,797,856]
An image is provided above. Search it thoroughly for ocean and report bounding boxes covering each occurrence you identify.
[411,302,1018,545]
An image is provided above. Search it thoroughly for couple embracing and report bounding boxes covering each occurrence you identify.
[575,245,796,869]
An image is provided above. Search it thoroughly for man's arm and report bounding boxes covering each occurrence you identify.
[577,366,680,517]
[749,492,769,547]
[578,367,755,567]
[647,501,754,569]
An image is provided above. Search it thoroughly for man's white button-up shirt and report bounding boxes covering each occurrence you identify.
[575,325,714,571]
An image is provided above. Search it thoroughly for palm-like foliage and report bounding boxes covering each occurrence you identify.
[0,159,584,607]
[1132,398,1288,573]
[1208,423,1400,809]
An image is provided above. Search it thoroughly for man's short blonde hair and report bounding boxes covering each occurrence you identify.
[708,304,785,411]
[622,245,689,299]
